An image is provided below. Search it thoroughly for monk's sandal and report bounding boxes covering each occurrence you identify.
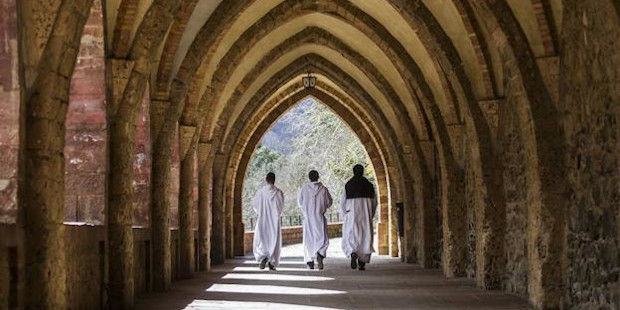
[259,258,268,270]
[316,253,324,270]
[268,262,276,271]
[358,261,366,271]
[307,262,315,269]
[350,253,358,269]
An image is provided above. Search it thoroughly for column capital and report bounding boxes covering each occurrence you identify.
[108,59,135,117]
[179,125,197,160]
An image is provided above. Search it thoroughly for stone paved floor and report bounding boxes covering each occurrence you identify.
[135,239,533,309]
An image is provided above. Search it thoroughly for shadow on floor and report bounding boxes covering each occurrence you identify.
[135,238,533,310]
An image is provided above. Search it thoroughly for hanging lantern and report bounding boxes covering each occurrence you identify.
[302,72,317,89]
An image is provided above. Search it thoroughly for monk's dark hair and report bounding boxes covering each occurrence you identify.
[308,170,319,182]
[353,164,365,177]
[266,172,276,184]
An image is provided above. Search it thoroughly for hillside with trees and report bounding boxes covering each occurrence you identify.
[242,98,375,229]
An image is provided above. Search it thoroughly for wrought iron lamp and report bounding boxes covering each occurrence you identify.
[302,72,317,89]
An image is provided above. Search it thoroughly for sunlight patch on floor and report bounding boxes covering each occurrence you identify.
[183,300,345,310]
[206,284,347,295]
[242,260,307,265]
[222,273,334,281]
[232,266,312,272]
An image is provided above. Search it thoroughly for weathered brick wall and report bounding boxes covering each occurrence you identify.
[244,223,343,254]
[0,0,19,223]
[561,1,620,309]
[63,0,106,224]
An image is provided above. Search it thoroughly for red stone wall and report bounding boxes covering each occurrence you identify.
[61,0,152,226]
[0,0,19,223]
[132,87,151,226]
[63,0,106,224]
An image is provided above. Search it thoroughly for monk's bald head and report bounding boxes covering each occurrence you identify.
[266,172,276,184]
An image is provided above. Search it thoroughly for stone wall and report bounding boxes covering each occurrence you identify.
[0,224,191,309]
[244,223,343,254]
[561,1,620,309]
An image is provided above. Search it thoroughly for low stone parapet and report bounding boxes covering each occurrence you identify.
[244,222,343,254]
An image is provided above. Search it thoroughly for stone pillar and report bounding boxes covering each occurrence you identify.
[441,124,467,277]
[561,2,619,309]
[197,143,212,271]
[17,1,94,308]
[107,58,137,310]
[470,131,506,290]
[389,199,399,257]
[377,174,389,255]
[385,172,400,258]
[149,100,172,291]
[178,125,196,278]
[414,142,437,268]
[233,183,245,256]
[225,181,234,259]
[401,176,416,264]
[210,154,226,264]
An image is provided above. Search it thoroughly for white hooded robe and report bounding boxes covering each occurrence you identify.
[297,181,333,262]
[340,191,377,263]
[252,183,284,266]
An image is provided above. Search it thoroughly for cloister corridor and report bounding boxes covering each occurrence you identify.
[1,0,619,309]
[135,239,533,310]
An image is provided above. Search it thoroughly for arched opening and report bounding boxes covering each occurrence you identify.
[241,96,377,251]
[220,87,400,260]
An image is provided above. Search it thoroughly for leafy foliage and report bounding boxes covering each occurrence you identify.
[242,98,375,227]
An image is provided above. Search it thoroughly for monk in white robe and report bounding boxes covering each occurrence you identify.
[252,172,284,270]
[340,164,377,270]
[297,170,333,270]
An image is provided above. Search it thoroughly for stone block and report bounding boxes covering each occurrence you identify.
[77,195,105,225]
[65,173,105,194]
[0,178,17,223]
[64,195,78,222]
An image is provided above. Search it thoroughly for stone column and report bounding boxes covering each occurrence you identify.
[149,100,173,291]
[225,182,234,259]
[178,125,196,278]
[210,154,226,264]
[17,1,94,308]
[401,176,417,264]
[441,124,467,277]
[385,171,400,258]
[377,179,389,255]
[412,142,437,268]
[197,143,212,271]
[233,183,245,256]
[107,58,138,310]
[389,199,399,257]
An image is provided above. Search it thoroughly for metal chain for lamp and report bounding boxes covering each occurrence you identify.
[302,72,317,89]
